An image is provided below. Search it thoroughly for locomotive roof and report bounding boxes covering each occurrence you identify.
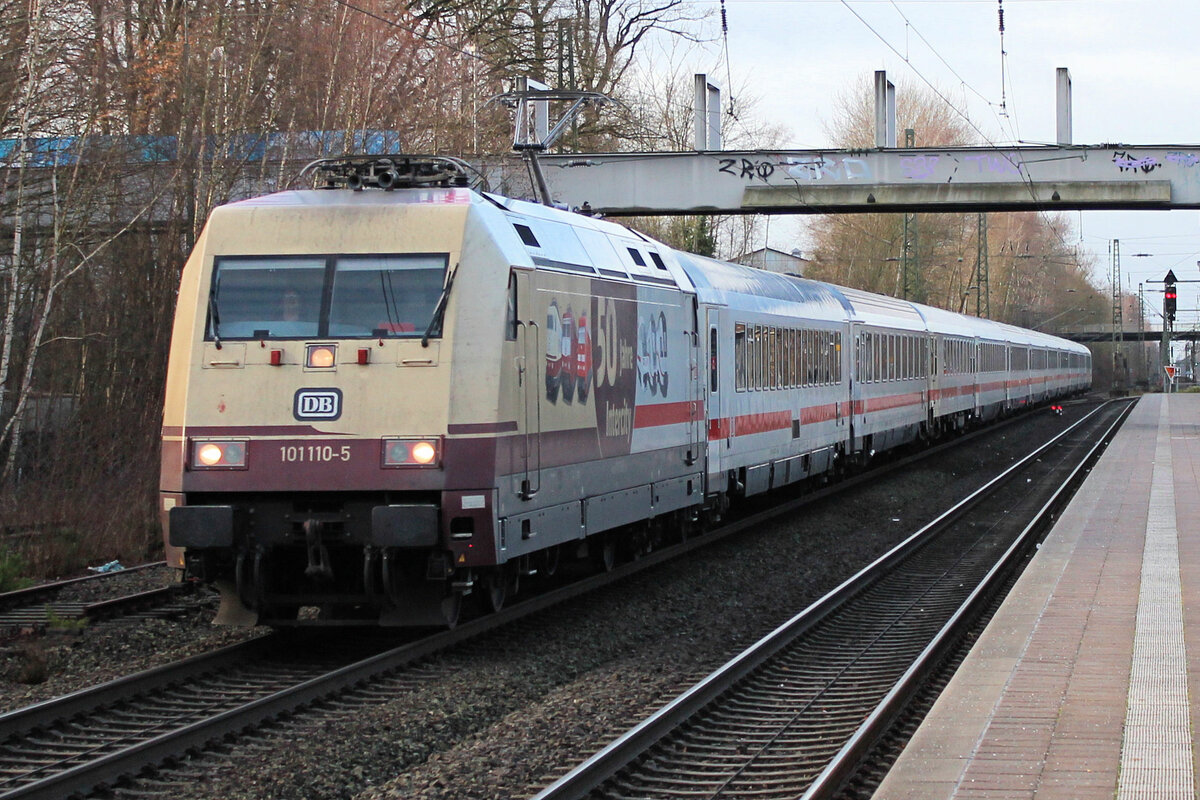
[223,186,477,210]
[216,188,1086,354]
[677,254,852,323]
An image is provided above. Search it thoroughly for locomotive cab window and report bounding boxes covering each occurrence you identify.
[208,257,325,339]
[330,255,446,338]
[207,254,448,340]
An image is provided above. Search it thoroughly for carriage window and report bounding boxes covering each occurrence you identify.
[208,256,326,339]
[330,255,447,338]
[784,330,794,387]
[831,332,841,383]
[506,273,518,340]
[711,327,720,393]
[768,327,778,389]
[802,331,812,386]
[755,325,765,389]
[735,323,747,391]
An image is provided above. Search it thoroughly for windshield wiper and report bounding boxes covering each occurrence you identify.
[422,263,458,348]
[208,288,222,349]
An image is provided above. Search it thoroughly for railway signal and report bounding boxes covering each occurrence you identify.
[1164,270,1178,323]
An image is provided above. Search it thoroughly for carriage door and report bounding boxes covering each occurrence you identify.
[928,334,940,426]
[705,308,724,485]
[513,270,541,499]
[848,325,863,452]
[972,339,981,414]
[686,298,703,469]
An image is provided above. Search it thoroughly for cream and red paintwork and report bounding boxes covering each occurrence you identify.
[160,183,1090,626]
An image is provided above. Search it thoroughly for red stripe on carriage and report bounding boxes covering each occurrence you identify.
[799,403,839,425]
[732,410,792,436]
[633,401,697,429]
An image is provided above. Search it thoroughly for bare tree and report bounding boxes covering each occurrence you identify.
[804,75,1104,323]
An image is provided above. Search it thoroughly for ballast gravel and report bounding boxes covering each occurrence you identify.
[0,407,1087,799]
[0,566,261,713]
[167,408,1083,800]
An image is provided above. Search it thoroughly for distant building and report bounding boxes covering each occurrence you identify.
[733,247,809,276]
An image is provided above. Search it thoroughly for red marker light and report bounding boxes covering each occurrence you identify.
[270,349,282,366]
[358,348,370,365]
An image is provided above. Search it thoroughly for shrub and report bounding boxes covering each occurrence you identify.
[0,547,32,593]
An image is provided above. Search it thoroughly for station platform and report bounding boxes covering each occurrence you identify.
[875,393,1200,799]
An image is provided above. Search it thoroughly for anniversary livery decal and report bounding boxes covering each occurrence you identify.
[541,279,692,459]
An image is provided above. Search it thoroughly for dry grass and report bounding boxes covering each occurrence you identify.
[0,472,160,580]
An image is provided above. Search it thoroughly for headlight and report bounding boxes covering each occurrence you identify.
[191,439,249,469]
[382,437,441,467]
[306,344,337,369]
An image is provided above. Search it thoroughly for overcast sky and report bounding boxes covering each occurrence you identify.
[686,0,1200,320]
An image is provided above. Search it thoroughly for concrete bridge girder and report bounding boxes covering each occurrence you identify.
[517,145,1200,215]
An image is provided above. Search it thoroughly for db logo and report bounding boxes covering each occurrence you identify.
[294,389,342,421]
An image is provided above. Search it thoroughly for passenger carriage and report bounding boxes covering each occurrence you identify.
[843,288,931,454]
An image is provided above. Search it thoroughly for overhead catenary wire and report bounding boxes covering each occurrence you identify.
[836,0,1083,262]
[720,0,739,120]
[997,0,1007,115]
[885,0,995,109]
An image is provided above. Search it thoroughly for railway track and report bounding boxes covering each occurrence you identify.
[0,402,1101,800]
[0,564,196,631]
[532,398,1133,800]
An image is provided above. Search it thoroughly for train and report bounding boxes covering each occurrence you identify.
[159,155,1092,627]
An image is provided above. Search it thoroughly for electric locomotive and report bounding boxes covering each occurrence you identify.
[160,155,1090,627]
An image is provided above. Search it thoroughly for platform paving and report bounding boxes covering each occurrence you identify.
[874,394,1200,800]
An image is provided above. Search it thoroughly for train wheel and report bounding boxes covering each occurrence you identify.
[540,545,561,578]
[677,511,701,543]
[442,591,463,629]
[592,534,617,572]
[479,567,514,613]
[235,549,263,611]
[625,522,653,560]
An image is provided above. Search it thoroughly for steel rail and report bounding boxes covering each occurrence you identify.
[531,399,1130,800]
[80,584,195,621]
[0,562,167,612]
[0,402,1089,800]
[800,397,1136,799]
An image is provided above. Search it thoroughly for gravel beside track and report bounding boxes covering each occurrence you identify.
[0,566,262,713]
[131,405,1095,800]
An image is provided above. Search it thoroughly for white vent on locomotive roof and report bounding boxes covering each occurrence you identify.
[513,217,597,273]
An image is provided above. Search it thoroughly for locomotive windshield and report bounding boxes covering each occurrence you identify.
[208,254,448,340]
